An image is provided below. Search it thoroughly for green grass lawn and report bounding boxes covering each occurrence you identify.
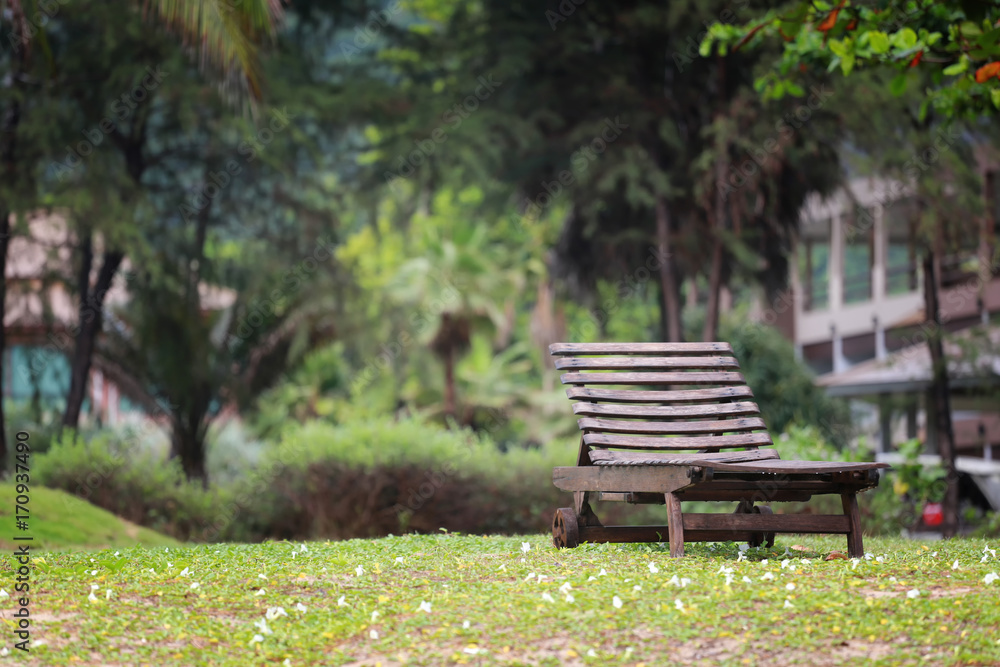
[3,534,999,666]
[0,485,180,552]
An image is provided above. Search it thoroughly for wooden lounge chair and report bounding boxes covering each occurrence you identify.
[549,342,889,557]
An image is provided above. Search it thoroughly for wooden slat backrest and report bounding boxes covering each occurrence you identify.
[549,342,773,454]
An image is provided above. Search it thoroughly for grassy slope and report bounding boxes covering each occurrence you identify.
[5,534,1000,666]
[0,485,180,551]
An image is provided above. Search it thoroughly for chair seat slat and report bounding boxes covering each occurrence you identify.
[555,356,739,371]
[550,342,733,356]
[566,386,755,403]
[578,417,767,435]
[560,372,746,385]
[572,401,760,419]
[583,432,773,450]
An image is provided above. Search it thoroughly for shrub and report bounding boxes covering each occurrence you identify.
[34,430,224,541]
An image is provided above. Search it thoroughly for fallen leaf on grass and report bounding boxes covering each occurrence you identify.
[791,545,808,552]
[825,552,848,561]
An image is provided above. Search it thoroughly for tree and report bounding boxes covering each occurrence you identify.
[705,1,1000,537]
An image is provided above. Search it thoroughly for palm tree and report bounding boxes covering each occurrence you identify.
[389,222,524,421]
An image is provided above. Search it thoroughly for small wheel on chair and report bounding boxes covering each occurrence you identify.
[757,505,775,548]
[552,507,580,549]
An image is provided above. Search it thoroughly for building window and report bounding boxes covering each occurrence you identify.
[843,208,874,303]
[799,217,830,311]
[885,197,918,295]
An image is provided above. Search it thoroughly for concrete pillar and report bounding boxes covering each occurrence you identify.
[878,395,891,454]
[832,324,847,373]
[830,213,844,311]
[874,315,887,361]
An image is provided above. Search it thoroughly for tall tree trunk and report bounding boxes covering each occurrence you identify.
[922,249,959,538]
[442,347,456,420]
[655,195,683,341]
[703,233,723,342]
[62,233,125,428]
[0,21,25,473]
[172,419,209,490]
[0,210,9,474]
[703,58,727,343]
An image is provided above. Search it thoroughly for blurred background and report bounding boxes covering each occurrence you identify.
[2,0,999,547]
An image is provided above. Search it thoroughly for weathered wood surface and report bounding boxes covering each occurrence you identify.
[576,525,778,544]
[595,488,815,503]
[689,459,890,473]
[682,513,851,533]
[551,342,733,356]
[583,432,773,451]
[842,493,864,557]
[579,416,767,435]
[555,356,740,371]
[561,371,746,386]
[588,449,780,465]
[552,465,696,493]
[572,400,760,418]
[566,386,755,404]
[666,493,685,557]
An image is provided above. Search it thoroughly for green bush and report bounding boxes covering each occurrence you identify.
[34,429,225,541]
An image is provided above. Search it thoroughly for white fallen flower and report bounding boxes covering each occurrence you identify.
[296,603,308,613]
[612,596,623,609]
[674,599,684,612]
[761,572,775,581]
[742,576,752,584]
[952,560,960,570]
[190,582,200,590]
[254,618,272,635]
[463,647,483,655]
[258,574,267,580]
[542,592,555,603]
[559,582,572,594]
[876,556,885,563]
[0,647,8,657]
[786,583,796,591]
[906,589,920,599]
[521,542,531,553]
[851,558,860,570]
[300,544,308,553]
[355,565,364,576]
[761,560,769,566]
[114,551,120,557]
[565,593,575,603]
[337,596,348,607]
[395,557,404,563]
[648,562,660,573]
[599,568,608,577]
[179,567,191,577]
[369,629,379,640]
[985,572,998,585]
[462,620,471,629]
[0,590,8,599]
[588,576,597,582]
[266,607,288,620]
[524,572,536,581]
[536,574,547,583]
[371,610,380,622]
[255,588,266,596]
[250,634,264,644]
[418,601,432,613]
[105,589,112,600]
[587,649,598,657]
[783,599,794,609]
[633,585,642,591]
[91,570,98,576]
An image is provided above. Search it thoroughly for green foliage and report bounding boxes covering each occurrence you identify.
[706,1,1000,117]
[34,430,224,541]
[21,536,1000,664]
[894,438,948,504]
[722,316,853,447]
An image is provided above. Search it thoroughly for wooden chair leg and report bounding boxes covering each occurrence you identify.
[574,491,602,526]
[841,492,864,558]
[665,492,685,558]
